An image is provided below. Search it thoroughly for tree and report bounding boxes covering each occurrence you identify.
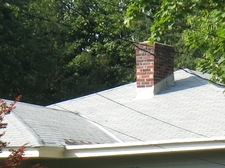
[0,0,63,105]
[62,0,136,97]
[126,0,225,84]
[1,0,149,105]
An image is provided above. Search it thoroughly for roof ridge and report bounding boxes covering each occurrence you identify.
[7,110,42,147]
[181,68,225,88]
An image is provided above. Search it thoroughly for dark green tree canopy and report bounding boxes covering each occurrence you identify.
[0,0,149,105]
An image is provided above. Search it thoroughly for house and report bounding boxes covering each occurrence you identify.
[2,42,225,167]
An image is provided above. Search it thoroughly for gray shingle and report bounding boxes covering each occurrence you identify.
[3,102,117,147]
[49,69,225,143]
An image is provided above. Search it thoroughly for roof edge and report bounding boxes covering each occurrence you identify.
[65,138,225,158]
[0,147,39,158]
[3,138,225,159]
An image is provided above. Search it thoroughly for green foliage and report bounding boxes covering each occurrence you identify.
[1,0,147,105]
[0,1,64,104]
[127,0,225,83]
[61,0,137,98]
[180,1,225,84]
[125,0,161,42]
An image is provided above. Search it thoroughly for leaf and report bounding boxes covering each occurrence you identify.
[218,57,225,64]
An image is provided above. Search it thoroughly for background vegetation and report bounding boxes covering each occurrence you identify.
[126,0,225,84]
[0,0,147,105]
[1,0,224,105]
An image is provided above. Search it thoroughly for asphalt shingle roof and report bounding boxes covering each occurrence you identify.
[49,69,225,143]
[2,102,117,147]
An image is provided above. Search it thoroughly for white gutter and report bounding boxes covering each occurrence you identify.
[64,138,225,158]
[0,146,65,159]
[0,148,39,158]
[2,138,225,159]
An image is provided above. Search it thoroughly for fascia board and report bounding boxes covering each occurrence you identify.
[0,148,39,158]
[65,138,225,158]
[0,146,64,159]
[38,146,64,158]
[2,138,225,159]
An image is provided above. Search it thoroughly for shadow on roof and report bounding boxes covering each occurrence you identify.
[158,75,208,95]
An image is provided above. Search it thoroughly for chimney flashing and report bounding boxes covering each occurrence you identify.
[135,74,174,99]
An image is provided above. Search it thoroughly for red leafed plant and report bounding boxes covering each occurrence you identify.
[1,146,26,168]
[0,96,22,152]
[0,96,46,168]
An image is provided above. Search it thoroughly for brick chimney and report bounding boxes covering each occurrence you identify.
[135,41,175,99]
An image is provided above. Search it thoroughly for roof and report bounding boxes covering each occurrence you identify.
[2,68,225,159]
[1,101,118,149]
[48,69,225,143]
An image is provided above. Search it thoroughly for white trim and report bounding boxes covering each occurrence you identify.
[38,146,64,158]
[65,138,225,158]
[2,138,225,159]
[0,148,39,158]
